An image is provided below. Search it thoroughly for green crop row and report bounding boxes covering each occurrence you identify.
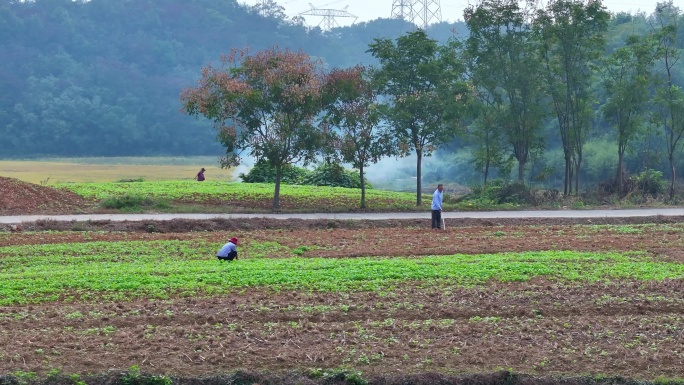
[1,240,683,305]
[55,180,420,204]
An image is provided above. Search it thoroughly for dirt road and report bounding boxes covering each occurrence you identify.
[2,207,684,224]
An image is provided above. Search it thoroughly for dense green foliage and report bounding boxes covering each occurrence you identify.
[469,180,535,205]
[301,163,371,189]
[634,169,668,196]
[1,238,683,305]
[239,159,309,185]
[239,160,369,189]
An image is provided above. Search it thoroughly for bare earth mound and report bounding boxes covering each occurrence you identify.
[0,177,94,215]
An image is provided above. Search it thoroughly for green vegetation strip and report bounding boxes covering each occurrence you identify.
[55,180,419,205]
[1,240,683,305]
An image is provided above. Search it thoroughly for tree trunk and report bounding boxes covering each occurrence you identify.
[484,158,490,185]
[616,150,624,195]
[575,158,581,196]
[564,156,572,196]
[669,153,676,199]
[517,160,525,183]
[273,164,282,210]
[416,149,422,206]
[568,163,574,195]
[360,166,366,209]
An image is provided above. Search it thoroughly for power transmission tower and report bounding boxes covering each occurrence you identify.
[299,3,358,29]
[391,0,414,22]
[390,0,442,29]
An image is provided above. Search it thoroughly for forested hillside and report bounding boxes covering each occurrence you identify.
[0,0,463,157]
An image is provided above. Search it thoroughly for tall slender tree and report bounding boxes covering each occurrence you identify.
[368,30,471,205]
[322,66,391,208]
[600,35,659,193]
[534,0,609,195]
[467,104,510,184]
[464,0,545,183]
[181,47,327,210]
[650,1,684,198]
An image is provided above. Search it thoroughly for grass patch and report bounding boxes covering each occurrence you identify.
[100,194,171,212]
[1,240,683,305]
[56,180,427,211]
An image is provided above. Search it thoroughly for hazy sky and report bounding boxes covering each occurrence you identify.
[241,0,684,27]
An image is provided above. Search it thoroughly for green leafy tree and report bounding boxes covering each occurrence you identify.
[322,66,389,208]
[181,47,328,209]
[467,106,511,184]
[650,1,684,198]
[368,30,471,205]
[600,35,659,193]
[534,0,610,195]
[464,0,546,183]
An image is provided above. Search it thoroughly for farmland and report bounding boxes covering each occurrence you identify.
[52,180,425,213]
[0,158,235,184]
[2,219,684,381]
[2,174,684,383]
[0,177,428,216]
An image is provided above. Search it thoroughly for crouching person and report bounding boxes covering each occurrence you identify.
[217,237,238,261]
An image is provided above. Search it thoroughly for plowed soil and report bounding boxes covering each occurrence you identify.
[0,177,96,215]
[2,220,684,380]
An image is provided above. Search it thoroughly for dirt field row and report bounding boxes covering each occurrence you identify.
[2,218,684,380]
[2,279,683,378]
[3,217,684,261]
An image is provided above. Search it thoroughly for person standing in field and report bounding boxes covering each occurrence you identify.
[431,183,444,230]
[194,167,206,181]
[217,237,239,261]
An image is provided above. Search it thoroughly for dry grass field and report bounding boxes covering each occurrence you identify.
[0,157,236,184]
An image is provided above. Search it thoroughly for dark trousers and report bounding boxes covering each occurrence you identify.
[431,210,442,229]
[217,250,238,261]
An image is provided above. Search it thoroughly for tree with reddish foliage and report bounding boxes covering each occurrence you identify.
[322,66,391,208]
[180,47,328,210]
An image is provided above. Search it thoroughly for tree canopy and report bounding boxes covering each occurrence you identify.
[181,48,328,209]
[368,30,471,205]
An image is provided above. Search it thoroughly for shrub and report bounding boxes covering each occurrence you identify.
[599,169,667,198]
[301,162,371,189]
[634,169,666,197]
[239,159,309,184]
[100,194,170,211]
[471,179,534,205]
